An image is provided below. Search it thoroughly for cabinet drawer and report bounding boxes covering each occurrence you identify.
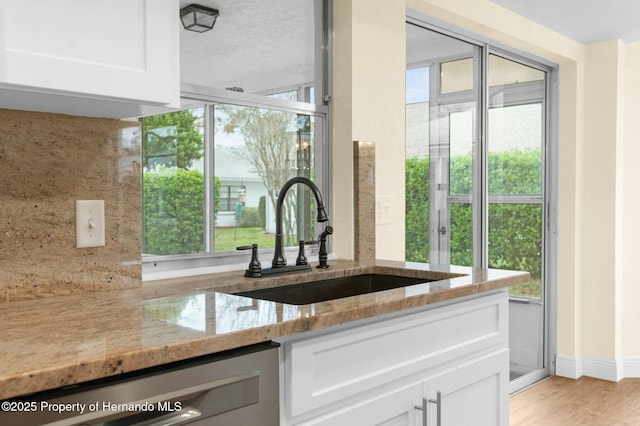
[283,291,508,418]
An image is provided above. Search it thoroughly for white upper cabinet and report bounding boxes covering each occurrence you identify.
[0,0,180,118]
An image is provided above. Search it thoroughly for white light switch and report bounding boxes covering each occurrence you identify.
[76,200,105,248]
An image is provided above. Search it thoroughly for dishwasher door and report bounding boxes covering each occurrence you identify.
[1,342,280,426]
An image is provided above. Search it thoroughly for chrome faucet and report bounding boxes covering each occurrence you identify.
[272,177,329,268]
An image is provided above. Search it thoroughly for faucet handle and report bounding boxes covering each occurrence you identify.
[295,240,319,266]
[295,241,308,266]
[237,244,261,278]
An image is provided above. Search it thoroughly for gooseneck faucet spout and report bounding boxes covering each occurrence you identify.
[272,177,329,268]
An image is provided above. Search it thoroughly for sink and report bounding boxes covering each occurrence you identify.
[234,274,435,305]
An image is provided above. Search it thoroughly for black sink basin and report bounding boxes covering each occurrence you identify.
[234,274,434,305]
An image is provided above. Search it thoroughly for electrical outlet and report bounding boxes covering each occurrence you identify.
[76,200,105,248]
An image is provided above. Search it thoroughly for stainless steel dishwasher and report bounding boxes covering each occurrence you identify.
[1,342,279,426]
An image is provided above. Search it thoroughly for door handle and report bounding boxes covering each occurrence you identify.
[414,391,441,426]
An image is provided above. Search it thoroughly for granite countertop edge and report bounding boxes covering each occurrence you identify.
[0,259,530,400]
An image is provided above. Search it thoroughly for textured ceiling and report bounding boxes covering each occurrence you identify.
[489,0,640,44]
[179,1,640,95]
[179,0,316,94]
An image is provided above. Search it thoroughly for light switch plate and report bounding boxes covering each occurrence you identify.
[76,200,105,248]
[376,195,392,225]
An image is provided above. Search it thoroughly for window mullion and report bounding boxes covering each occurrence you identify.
[204,104,215,252]
[473,44,489,269]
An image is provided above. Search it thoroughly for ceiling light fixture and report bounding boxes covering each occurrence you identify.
[180,4,219,33]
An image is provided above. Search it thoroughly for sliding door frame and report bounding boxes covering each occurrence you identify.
[406,11,559,393]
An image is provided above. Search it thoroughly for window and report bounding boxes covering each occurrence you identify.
[142,108,206,256]
[142,103,323,256]
[404,24,547,295]
[142,0,330,275]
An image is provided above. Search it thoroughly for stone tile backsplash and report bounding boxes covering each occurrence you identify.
[0,109,142,301]
[354,141,375,260]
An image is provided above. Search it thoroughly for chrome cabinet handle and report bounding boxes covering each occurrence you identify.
[414,391,441,426]
[56,372,259,425]
[432,391,441,426]
[144,408,202,426]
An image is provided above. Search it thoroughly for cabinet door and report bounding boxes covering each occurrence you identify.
[282,292,507,418]
[0,0,179,108]
[296,383,422,426]
[421,349,509,426]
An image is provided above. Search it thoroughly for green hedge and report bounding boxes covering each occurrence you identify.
[406,150,542,279]
[405,157,430,263]
[238,207,262,228]
[143,167,220,255]
[450,149,542,195]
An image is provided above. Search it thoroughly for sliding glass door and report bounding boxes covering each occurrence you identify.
[405,21,551,393]
[406,24,480,267]
[487,53,547,389]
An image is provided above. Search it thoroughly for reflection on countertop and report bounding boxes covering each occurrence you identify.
[144,293,310,335]
[0,259,529,400]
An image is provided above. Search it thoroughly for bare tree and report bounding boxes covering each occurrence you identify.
[218,106,300,245]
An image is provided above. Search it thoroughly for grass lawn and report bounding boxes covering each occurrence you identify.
[215,227,276,251]
[509,278,542,299]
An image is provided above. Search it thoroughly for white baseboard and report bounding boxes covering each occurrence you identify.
[623,358,640,377]
[555,354,640,381]
[555,354,582,379]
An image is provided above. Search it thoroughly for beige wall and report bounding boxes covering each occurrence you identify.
[331,1,355,259]
[559,56,587,363]
[581,40,624,360]
[332,0,407,261]
[623,41,640,357]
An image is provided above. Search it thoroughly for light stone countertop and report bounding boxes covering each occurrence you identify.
[0,259,529,400]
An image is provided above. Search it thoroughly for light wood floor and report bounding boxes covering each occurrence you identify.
[510,376,640,425]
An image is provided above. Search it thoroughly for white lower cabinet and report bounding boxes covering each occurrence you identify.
[419,349,509,426]
[300,383,423,426]
[299,349,508,426]
[278,290,510,426]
